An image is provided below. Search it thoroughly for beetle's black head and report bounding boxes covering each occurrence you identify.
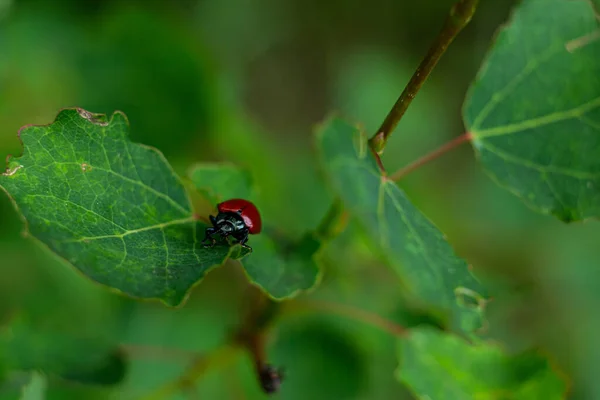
[215,212,246,233]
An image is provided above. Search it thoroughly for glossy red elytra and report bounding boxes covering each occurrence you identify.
[202,198,262,252]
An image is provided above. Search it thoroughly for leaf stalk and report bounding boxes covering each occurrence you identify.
[389,132,473,181]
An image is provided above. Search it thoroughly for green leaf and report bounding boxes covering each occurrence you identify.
[0,314,126,386]
[316,117,487,335]
[463,0,600,222]
[242,233,322,300]
[397,327,567,400]
[0,108,244,306]
[189,164,322,300]
[20,373,46,400]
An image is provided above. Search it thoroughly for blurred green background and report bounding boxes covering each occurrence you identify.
[1,0,599,398]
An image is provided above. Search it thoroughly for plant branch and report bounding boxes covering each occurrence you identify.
[283,299,407,337]
[235,290,285,394]
[140,344,241,400]
[389,132,472,181]
[369,0,479,154]
[140,290,282,400]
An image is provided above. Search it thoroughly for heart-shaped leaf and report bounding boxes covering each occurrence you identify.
[188,163,322,300]
[0,109,244,306]
[316,117,487,335]
[397,327,567,400]
[463,0,600,222]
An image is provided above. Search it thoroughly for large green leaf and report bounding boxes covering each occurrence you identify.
[189,164,322,299]
[316,117,487,335]
[397,327,567,400]
[463,0,600,222]
[0,108,245,306]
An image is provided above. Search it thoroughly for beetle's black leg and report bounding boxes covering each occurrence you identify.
[239,240,252,253]
[202,227,217,248]
[219,230,233,245]
[236,229,252,253]
[209,215,218,226]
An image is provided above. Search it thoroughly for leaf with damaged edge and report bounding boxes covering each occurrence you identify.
[463,0,600,222]
[0,108,246,306]
[189,163,322,299]
[316,117,487,335]
[397,327,567,400]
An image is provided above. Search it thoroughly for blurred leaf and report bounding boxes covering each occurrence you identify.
[0,108,247,306]
[271,321,368,400]
[463,0,600,222]
[115,270,249,399]
[529,222,600,399]
[79,6,217,158]
[0,314,125,386]
[316,117,487,335]
[59,351,126,386]
[20,373,46,400]
[397,327,567,400]
[189,163,321,299]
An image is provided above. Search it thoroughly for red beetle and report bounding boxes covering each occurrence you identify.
[202,198,262,252]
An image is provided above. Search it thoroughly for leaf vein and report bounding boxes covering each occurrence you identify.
[383,183,446,302]
[161,227,170,292]
[471,45,564,131]
[50,161,189,215]
[478,141,600,179]
[376,180,390,249]
[544,173,569,212]
[474,96,600,138]
[59,217,196,243]
[25,194,128,232]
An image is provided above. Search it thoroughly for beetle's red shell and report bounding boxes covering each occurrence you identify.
[218,198,262,234]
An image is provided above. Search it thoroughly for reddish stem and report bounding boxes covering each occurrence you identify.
[370,146,387,174]
[285,300,407,337]
[389,132,472,181]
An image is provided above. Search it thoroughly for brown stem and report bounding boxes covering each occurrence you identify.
[284,300,407,337]
[389,132,472,181]
[369,0,479,154]
[236,290,285,394]
[140,290,280,400]
[371,147,387,174]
